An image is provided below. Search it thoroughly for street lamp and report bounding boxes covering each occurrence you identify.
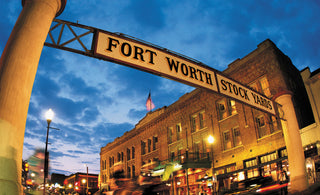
[207,135,215,195]
[43,109,59,195]
[82,179,86,195]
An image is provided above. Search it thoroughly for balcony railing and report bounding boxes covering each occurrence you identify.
[155,152,212,171]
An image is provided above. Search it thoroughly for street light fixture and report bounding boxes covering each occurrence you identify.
[43,109,59,195]
[208,135,214,144]
[82,179,86,195]
[207,135,215,195]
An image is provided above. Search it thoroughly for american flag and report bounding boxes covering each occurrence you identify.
[146,92,155,111]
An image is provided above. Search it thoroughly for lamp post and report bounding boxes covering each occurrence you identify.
[207,135,215,195]
[84,164,89,194]
[43,109,59,195]
[82,179,86,195]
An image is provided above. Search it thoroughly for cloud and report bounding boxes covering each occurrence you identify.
[125,0,166,31]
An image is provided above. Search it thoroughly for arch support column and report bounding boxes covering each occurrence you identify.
[275,92,308,192]
[0,0,66,194]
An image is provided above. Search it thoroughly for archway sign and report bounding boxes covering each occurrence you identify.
[46,19,275,115]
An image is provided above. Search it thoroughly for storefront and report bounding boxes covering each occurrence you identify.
[304,143,320,184]
[173,168,214,195]
[216,147,289,193]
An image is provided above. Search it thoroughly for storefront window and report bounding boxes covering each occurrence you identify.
[260,152,277,164]
[279,148,287,158]
[226,165,236,173]
[245,158,257,168]
[247,168,259,178]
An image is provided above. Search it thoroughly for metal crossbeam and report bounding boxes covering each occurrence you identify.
[45,19,96,57]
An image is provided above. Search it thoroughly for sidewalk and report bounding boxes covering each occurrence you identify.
[291,182,320,195]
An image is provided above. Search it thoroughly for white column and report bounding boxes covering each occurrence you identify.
[0,0,65,194]
[275,92,308,192]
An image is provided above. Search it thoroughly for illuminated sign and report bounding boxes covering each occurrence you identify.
[216,74,275,114]
[94,31,275,115]
[94,31,218,93]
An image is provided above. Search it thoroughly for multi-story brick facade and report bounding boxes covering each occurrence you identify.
[100,39,314,194]
[64,172,99,195]
[300,67,320,185]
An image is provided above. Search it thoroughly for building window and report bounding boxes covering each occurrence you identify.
[260,77,271,97]
[232,127,242,147]
[127,166,131,178]
[176,124,181,140]
[109,157,114,167]
[141,141,146,155]
[279,148,287,158]
[269,115,281,133]
[191,115,197,133]
[223,130,232,150]
[121,152,124,162]
[244,158,257,168]
[194,142,200,160]
[247,168,259,179]
[217,99,226,120]
[171,152,175,161]
[226,165,236,173]
[199,112,205,129]
[153,136,158,151]
[215,168,225,175]
[132,165,135,177]
[191,110,206,132]
[148,139,151,153]
[229,99,237,115]
[132,147,135,159]
[221,126,243,150]
[250,76,271,97]
[259,152,277,164]
[256,115,267,138]
[250,82,259,92]
[168,127,173,144]
[217,99,237,120]
[117,153,121,162]
[127,148,131,161]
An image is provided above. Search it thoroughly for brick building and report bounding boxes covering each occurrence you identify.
[100,39,315,194]
[64,172,99,195]
[300,67,320,184]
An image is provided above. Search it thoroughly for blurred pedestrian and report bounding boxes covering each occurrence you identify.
[279,170,288,195]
